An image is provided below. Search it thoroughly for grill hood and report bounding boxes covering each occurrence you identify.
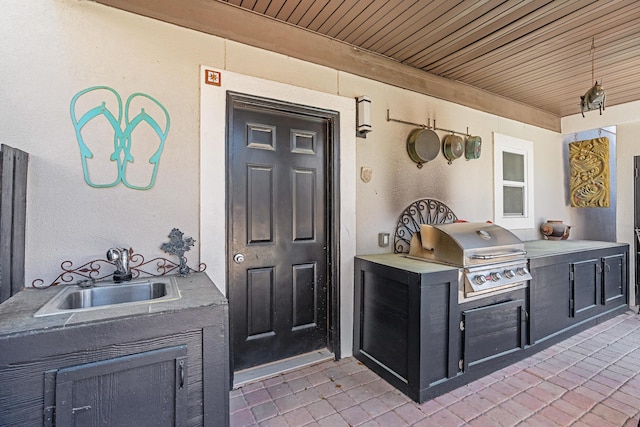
[408,222,526,267]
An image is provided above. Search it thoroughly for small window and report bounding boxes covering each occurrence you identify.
[493,133,534,229]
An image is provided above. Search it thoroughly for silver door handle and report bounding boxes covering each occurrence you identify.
[233,253,245,264]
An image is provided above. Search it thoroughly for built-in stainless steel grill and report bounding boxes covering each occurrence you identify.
[408,222,532,302]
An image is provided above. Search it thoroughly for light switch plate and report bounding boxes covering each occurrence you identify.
[378,232,390,247]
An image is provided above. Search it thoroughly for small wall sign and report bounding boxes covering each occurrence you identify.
[205,69,221,86]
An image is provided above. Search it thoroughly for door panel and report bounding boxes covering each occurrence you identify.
[602,254,625,305]
[246,267,275,339]
[463,299,526,371]
[228,94,329,371]
[571,259,600,317]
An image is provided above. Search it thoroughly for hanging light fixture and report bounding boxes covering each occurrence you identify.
[580,37,606,117]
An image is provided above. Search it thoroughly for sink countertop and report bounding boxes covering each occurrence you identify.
[0,272,226,339]
[523,240,628,259]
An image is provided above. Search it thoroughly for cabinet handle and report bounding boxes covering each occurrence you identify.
[179,360,185,389]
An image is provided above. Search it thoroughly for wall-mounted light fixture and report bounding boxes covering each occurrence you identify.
[356,96,372,138]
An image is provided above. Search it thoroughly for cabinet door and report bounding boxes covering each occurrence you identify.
[602,253,626,306]
[529,262,572,343]
[571,259,600,317]
[462,299,526,371]
[53,345,188,427]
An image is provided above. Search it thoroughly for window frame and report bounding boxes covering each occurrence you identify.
[493,133,534,229]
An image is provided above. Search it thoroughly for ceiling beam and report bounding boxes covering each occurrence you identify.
[93,0,561,132]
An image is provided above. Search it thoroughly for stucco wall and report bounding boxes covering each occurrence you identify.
[1,1,601,357]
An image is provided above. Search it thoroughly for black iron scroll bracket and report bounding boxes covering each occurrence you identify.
[31,249,206,289]
[393,198,458,254]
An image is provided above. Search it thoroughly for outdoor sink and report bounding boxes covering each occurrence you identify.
[34,278,180,317]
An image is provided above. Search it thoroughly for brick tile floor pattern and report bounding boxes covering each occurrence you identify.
[230,311,640,426]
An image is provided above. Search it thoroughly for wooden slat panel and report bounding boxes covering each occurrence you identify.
[318,0,377,38]
[345,0,422,47]
[252,0,272,14]
[10,148,28,297]
[386,0,512,61]
[0,145,28,302]
[424,0,599,75]
[264,0,288,18]
[240,0,257,9]
[367,1,460,55]
[97,0,640,119]
[332,0,398,42]
[409,0,558,68]
[476,35,640,103]
[442,0,640,81]
[295,0,334,28]
[93,0,562,129]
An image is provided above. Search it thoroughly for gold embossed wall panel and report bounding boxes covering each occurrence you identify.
[569,137,610,208]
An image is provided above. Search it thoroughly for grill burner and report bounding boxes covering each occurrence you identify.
[408,222,531,301]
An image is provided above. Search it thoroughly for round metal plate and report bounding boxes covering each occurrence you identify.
[407,128,439,166]
[443,134,464,162]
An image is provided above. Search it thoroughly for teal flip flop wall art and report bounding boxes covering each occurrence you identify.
[70,86,170,190]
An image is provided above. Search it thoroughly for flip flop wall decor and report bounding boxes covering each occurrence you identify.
[70,86,170,190]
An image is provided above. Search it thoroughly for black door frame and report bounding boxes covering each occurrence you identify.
[634,156,639,307]
[225,91,341,375]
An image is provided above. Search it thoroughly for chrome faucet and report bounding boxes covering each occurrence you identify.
[107,247,133,283]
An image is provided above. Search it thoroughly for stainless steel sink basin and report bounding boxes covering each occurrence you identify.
[34,278,180,317]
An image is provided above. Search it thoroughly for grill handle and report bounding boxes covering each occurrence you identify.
[470,250,527,260]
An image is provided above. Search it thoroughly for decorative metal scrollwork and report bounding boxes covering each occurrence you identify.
[393,198,458,253]
[32,249,206,289]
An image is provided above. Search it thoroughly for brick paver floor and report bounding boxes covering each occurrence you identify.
[230,311,640,426]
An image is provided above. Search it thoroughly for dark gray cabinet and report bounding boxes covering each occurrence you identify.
[0,274,229,427]
[353,255,459,403]
[462,298,527,371]
[602,253,626,306]
[529,244,628,344]
[354,242,629,403]
[46,346,188,427]
[571,258,601,318]
[353,255,531,403]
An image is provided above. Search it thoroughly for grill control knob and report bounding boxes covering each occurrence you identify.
[473,275,487,285]
[504,269,516,279]
[517,267,529,276]
[490,272,502,281]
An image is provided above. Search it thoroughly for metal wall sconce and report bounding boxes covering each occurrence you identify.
[356,95,372,138]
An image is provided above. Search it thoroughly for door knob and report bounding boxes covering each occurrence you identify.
[233,253,245,264]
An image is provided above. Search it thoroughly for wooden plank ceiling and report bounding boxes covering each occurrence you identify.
[218,0,640,118]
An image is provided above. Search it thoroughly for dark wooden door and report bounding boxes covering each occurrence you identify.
[570,258,600,317]
[635,156,640,306]
[602,253,626,306]
[529,261,572,343]
[462,299,526,371]
[227,93,329,371]
[53,346,188,427]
